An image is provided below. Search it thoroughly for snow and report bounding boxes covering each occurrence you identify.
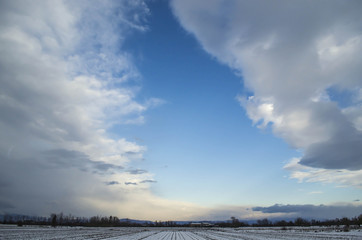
[0,225,361,239]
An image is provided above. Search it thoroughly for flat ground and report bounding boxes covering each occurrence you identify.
[0,224,361,239]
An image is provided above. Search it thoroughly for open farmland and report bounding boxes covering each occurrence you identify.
[1,225,362,239]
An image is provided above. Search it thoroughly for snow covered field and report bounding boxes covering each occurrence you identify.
[0,224,361,239]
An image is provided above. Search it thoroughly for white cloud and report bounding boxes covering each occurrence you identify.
[171,0,362,182]
[284,158,362,188]
[0,0,173,218]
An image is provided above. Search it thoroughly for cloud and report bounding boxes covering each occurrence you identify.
[171,0,362,183]
[193,206,266,221]
[125,182,138,185]
[42,149,124,174]
[0,200,15,210]
[105,181,120,186]
[284,158,362,188]
[140,180,157,184]
[252,203,362,219]
[127,169,148,175]
[0,0,164,217]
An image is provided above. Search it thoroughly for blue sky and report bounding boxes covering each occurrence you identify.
[0,0,361,221]
[119,0,361,206]
[118,0,301,206]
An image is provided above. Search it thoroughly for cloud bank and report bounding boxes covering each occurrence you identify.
[253,203,362,220]
[0,0,149,216]
[171,0,362,186]
[0,0,196,220]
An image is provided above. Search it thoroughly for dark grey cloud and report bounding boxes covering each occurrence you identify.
[127,169,148,175]
[0,179,11,189]
[43,149,124,174]
[92,162,124,173]
[125,182,137,185]
[140,180,157,184]
[300,134,362,170]
[0,199,15,211]
[253,204,362,219]
[297,103,362,170]
[125,151,141,155]
[43,149,90,171]
[105,181,120,186]
[0,152,95,215]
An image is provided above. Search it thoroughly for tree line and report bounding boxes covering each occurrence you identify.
[1,213,362,228]
[221,215,362,228]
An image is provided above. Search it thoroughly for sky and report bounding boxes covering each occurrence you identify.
[0,0,361,221]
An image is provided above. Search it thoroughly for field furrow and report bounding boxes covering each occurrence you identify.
[1,225,361,239]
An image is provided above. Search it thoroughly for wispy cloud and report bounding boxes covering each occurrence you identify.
[125,182,138,186]
[127,169,148,175]
[284,158,362,188]
[105,181,120,186]
[140,180,157,184]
